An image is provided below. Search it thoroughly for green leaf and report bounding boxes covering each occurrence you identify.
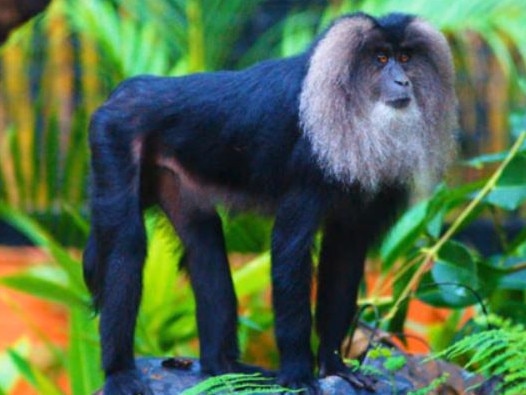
[464,151,509,168]
[485,256,526,290]
[380,199,430,268]
[484,187,526,210]
[0,267,86,308]
[68,307,103,395]
[223,213,272,253]
[0,339,29,392]
[478,154,526,210]
[495,154,526,186]
[388,261,418,334]
[435,244,477,284]
[425,207,446,239]
[233,252,271,297]
[7,350,64,395]
[384,355,406,372]
[493,300,526,326]
[0,203,85,289]
[417,241,479,308]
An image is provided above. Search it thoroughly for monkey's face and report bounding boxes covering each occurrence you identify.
[353,20,455,119]
[355,37,422,114]
[369,47,413,109]
[300,14,457,191]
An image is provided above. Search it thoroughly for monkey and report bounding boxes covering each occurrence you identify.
[83,11,457,395]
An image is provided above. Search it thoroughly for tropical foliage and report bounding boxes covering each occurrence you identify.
[0,0,526,393]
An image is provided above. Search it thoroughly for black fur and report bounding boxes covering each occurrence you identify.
[84,12,429,395]
[376,13,415,42]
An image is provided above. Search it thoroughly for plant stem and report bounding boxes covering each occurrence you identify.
[432,131,526,255]
[386,131,526,321]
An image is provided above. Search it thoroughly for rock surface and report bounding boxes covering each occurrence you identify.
[94,352,497,394]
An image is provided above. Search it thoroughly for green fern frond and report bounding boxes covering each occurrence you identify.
[434,317,526,394]
[180,373,303,395]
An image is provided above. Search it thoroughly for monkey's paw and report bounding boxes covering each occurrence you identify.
[327,368,376,392]
[103,369,153,395]
[277,373,321,395]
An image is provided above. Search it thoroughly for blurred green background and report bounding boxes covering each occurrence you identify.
[0,0,526,394]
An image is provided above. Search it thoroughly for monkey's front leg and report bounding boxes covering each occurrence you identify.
[271,191,323,393]
[315,218,375,390]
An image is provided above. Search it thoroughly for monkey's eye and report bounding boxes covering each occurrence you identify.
[376,52,389,64]
[398,52,411,63]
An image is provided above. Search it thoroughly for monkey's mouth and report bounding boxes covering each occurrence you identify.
[386,97,411,109]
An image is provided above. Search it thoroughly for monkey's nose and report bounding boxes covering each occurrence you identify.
[394,78,410,87]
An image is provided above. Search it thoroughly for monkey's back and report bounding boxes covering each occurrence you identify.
[103,54,322,201]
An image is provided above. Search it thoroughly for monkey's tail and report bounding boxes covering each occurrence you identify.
[83,232,101,309]
[83,104,148,312]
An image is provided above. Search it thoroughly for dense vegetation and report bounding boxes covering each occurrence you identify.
[0,0,525,393]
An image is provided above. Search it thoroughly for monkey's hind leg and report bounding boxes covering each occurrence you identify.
[86,107,152,395]
[156,169,268,376]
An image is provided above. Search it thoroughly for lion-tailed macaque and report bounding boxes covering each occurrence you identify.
[84,12,456,395]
